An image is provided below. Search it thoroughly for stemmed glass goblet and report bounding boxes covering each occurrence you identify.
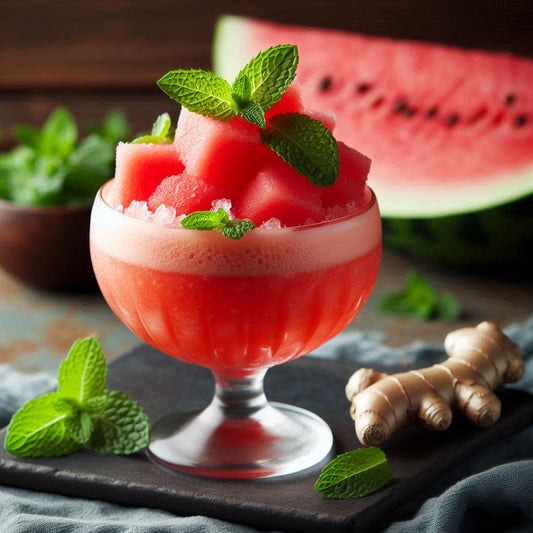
[90,182,381,478]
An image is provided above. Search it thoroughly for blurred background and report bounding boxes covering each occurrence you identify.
[1,0,532,146]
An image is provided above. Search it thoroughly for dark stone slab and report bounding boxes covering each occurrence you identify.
[1,344,532,533]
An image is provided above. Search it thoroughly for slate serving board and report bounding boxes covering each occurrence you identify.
[1,344,532,533]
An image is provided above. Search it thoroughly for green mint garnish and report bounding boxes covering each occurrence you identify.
[315,448,393,499]
[4,393,82,457]
[232,44,298,112]
[156,44,339,188]
[132,112,174,144]
[379,270,461,322]
[180,208,255,239]
[87,390,151,455]
[4,338,150,457]
[0,107,131,207]
[57,337,107,402]
[260,113,340,187]
[157,70,236,121]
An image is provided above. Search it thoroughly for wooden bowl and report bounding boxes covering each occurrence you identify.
[0,198,97,291]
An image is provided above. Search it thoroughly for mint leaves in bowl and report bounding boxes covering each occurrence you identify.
[0,108,130,290]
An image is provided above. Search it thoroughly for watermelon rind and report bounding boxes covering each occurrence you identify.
[382,195,533,276]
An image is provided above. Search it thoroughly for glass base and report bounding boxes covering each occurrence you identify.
[147,401,334,479]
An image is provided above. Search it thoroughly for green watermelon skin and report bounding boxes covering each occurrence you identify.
[382,195,533,276]
[214,15,533,275]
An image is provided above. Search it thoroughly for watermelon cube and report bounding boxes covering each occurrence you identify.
[174,109,260,189]
[109,142,184,208]
[264,85,304,120]
[234,158,326,227]
[321,141,371,209]
[148,171,232,215]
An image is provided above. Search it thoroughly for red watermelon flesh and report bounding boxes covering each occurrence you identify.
[109,142,184,208]
[147,171,233,215]
[214,16,533,218]
[264,84,303,120]
[321,141,371,210]
[174,111,259,189]
[233,157,326,227]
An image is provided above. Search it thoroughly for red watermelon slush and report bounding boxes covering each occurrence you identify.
[90,185,380,379]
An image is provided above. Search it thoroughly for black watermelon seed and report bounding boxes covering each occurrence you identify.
[426,107,438,118]
[319,76,332,91]
[514,114,528,127]
[356,82,371,94]
[394,99,408,113]
[446,114,459,126]
[505,93,516,106]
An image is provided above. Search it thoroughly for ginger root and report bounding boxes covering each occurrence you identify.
[345,321,525,446]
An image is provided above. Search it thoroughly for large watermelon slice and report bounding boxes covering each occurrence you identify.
[214,15,533,274]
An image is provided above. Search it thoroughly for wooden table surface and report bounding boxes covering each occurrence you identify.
[2,248,531,375]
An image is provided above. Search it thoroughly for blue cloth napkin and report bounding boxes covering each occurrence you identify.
[1,316,532,532]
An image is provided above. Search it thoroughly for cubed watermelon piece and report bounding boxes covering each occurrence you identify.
[321,141,371,209]
[264,84,304,120]
[110,142,184,208]
[174,109,260,188]
[234,158,326,226]
[148,171,231,215]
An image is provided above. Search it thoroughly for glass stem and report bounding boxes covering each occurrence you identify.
[212,370,269,419]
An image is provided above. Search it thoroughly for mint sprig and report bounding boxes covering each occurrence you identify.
[180,208,255,240]
[379,270,462,322]
[4,338,150,457]
[156,44,339,188]
[132,113,174,144]
[315,448,393,499]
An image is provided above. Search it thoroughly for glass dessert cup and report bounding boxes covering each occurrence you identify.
[90,181,382,479]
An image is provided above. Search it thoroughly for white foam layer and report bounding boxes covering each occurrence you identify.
[90,182,381,277]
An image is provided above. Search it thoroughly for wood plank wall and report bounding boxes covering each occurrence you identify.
[1,0,531,145]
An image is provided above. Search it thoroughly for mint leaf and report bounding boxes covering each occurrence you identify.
[4,393,82,457]
[65,411,93,444]
[233,45,298,112]
[41,107,78,158]
[239,100,266,128]
[157,69,236,121]
[435,291,462,322]
[315,448,393,499]
[13,124,42,150]
[261,113,340,187]
[221,219,256,240]
[231,73,252,105]
[88,390,150,455]
[57,338,107,404]
[151,112,172,138]
[181,208,255,239]
[181,208,229,230]
[83,395,109,414]
[379,270,461,322]
[132,113,174,145]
